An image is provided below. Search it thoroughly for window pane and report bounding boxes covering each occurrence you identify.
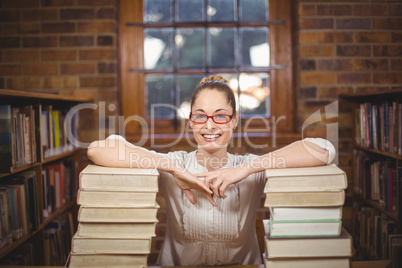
[209,28,235,68]
[241,28,269,67]
[177,74,205,119]
[208,0,236,21]
[144,0,173,23]
[144,29,173,70]
[177,28,205,68]
[240,0,268,22]
[239,73,270,117]
[177,0,204,22]
[146,75,174,118]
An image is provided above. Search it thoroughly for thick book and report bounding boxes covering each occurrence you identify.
[68,253,148,268]
[263,219,353,257]
[71,234,152,254]
[0,105,12,173]
[77,190,158,207]
[264,190,345,207]
[269,219,342,237]
[269,206,342,221]
[79,164,159,192]
[265,164,347,192]
[78,203,159,223]
[77,222,157,238]
[264,256,350,268]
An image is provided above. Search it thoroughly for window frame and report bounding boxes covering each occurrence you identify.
[119,0,295,135]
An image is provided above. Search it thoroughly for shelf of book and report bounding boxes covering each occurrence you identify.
[340,90,402,264]
[0,90,91,265]
[354,194,397,221]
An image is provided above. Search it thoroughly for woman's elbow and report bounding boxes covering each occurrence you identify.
[87,141,100,162]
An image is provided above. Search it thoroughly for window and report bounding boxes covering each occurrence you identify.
[119,0,294,134]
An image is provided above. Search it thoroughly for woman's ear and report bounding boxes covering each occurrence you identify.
[232,111,239,129]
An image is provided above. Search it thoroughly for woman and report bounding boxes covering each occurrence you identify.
[87,76,335,266]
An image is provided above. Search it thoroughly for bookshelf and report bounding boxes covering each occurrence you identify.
[0,89,92,265]
[340,90,402,262]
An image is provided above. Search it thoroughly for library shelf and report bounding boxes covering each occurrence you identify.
[0,89,92,265]
[340,90,402,262]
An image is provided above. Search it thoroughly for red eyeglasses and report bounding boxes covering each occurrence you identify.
[189,113,232,124]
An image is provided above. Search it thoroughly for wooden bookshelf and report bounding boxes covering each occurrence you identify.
[340,90,402,261]
[0,90,92,265]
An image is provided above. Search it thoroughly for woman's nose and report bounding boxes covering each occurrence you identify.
[205,117,215,130]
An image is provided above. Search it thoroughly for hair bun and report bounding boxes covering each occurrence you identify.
[199,75,227,85]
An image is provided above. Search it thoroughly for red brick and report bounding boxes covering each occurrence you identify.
[337,73,371,84]
[301,87,317,98]
[355,32,390,43]
[60,9,95,20]
[4,50,40,62]
[300,45,334,57]
[23,63,59,75]
[6,77,42,89]
[317,5,352,16]
[80,77,116,87]
[43,76,78,88]
[23,37,58,47]
[300,59,316,71]
[299,18,333,29]
[299,4,315,16]
[317,59,353,71]
[22,9,58,21]
[77,21,115,33]
[392,32,402,43]
[317,32,353,43]
[61,63,95,74]
[60,36,94,47]
[353,4,388,16]
[2,23,19,35]
[373,73,402,84]
[373,45,402,57]
[336,18,370,29]
[97,8,116,19]
[98,63,116,73]
[42,22,75,33]
[42,0,74,7]
[0,64,21,75]
[391,59,402,71]
[299,32,316,44]
[0,37,20,48]
[20,22,41,34]
[354,59,388,71]
[318,87,354,98]
[97,36,114,46]
[0,10,21,22]
[79,49,116,60]
[337,45,371,57]
[300,72,335,85]
[41,49,77,61]
[389,5,402,16]
[3,0,40,8]
[77,0,116,6]
[373,18,402,30]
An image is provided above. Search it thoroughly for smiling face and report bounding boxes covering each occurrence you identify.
[190,89,238,155]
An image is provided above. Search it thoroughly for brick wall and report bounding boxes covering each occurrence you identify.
[296,0,402,180]
[0,0,118,143]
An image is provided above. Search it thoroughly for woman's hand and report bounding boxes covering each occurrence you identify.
[196,165,250,199]
[173,168,217,206]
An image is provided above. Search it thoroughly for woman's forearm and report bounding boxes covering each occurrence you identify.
[87,139,182,174]
[243,139,332,175]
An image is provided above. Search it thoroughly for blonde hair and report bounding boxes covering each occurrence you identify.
[191,75,236,116]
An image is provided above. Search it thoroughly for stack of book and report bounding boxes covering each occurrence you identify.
[68,165,159,268]
[263,164,353,268]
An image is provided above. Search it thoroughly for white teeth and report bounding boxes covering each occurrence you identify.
[203,134,220,139]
